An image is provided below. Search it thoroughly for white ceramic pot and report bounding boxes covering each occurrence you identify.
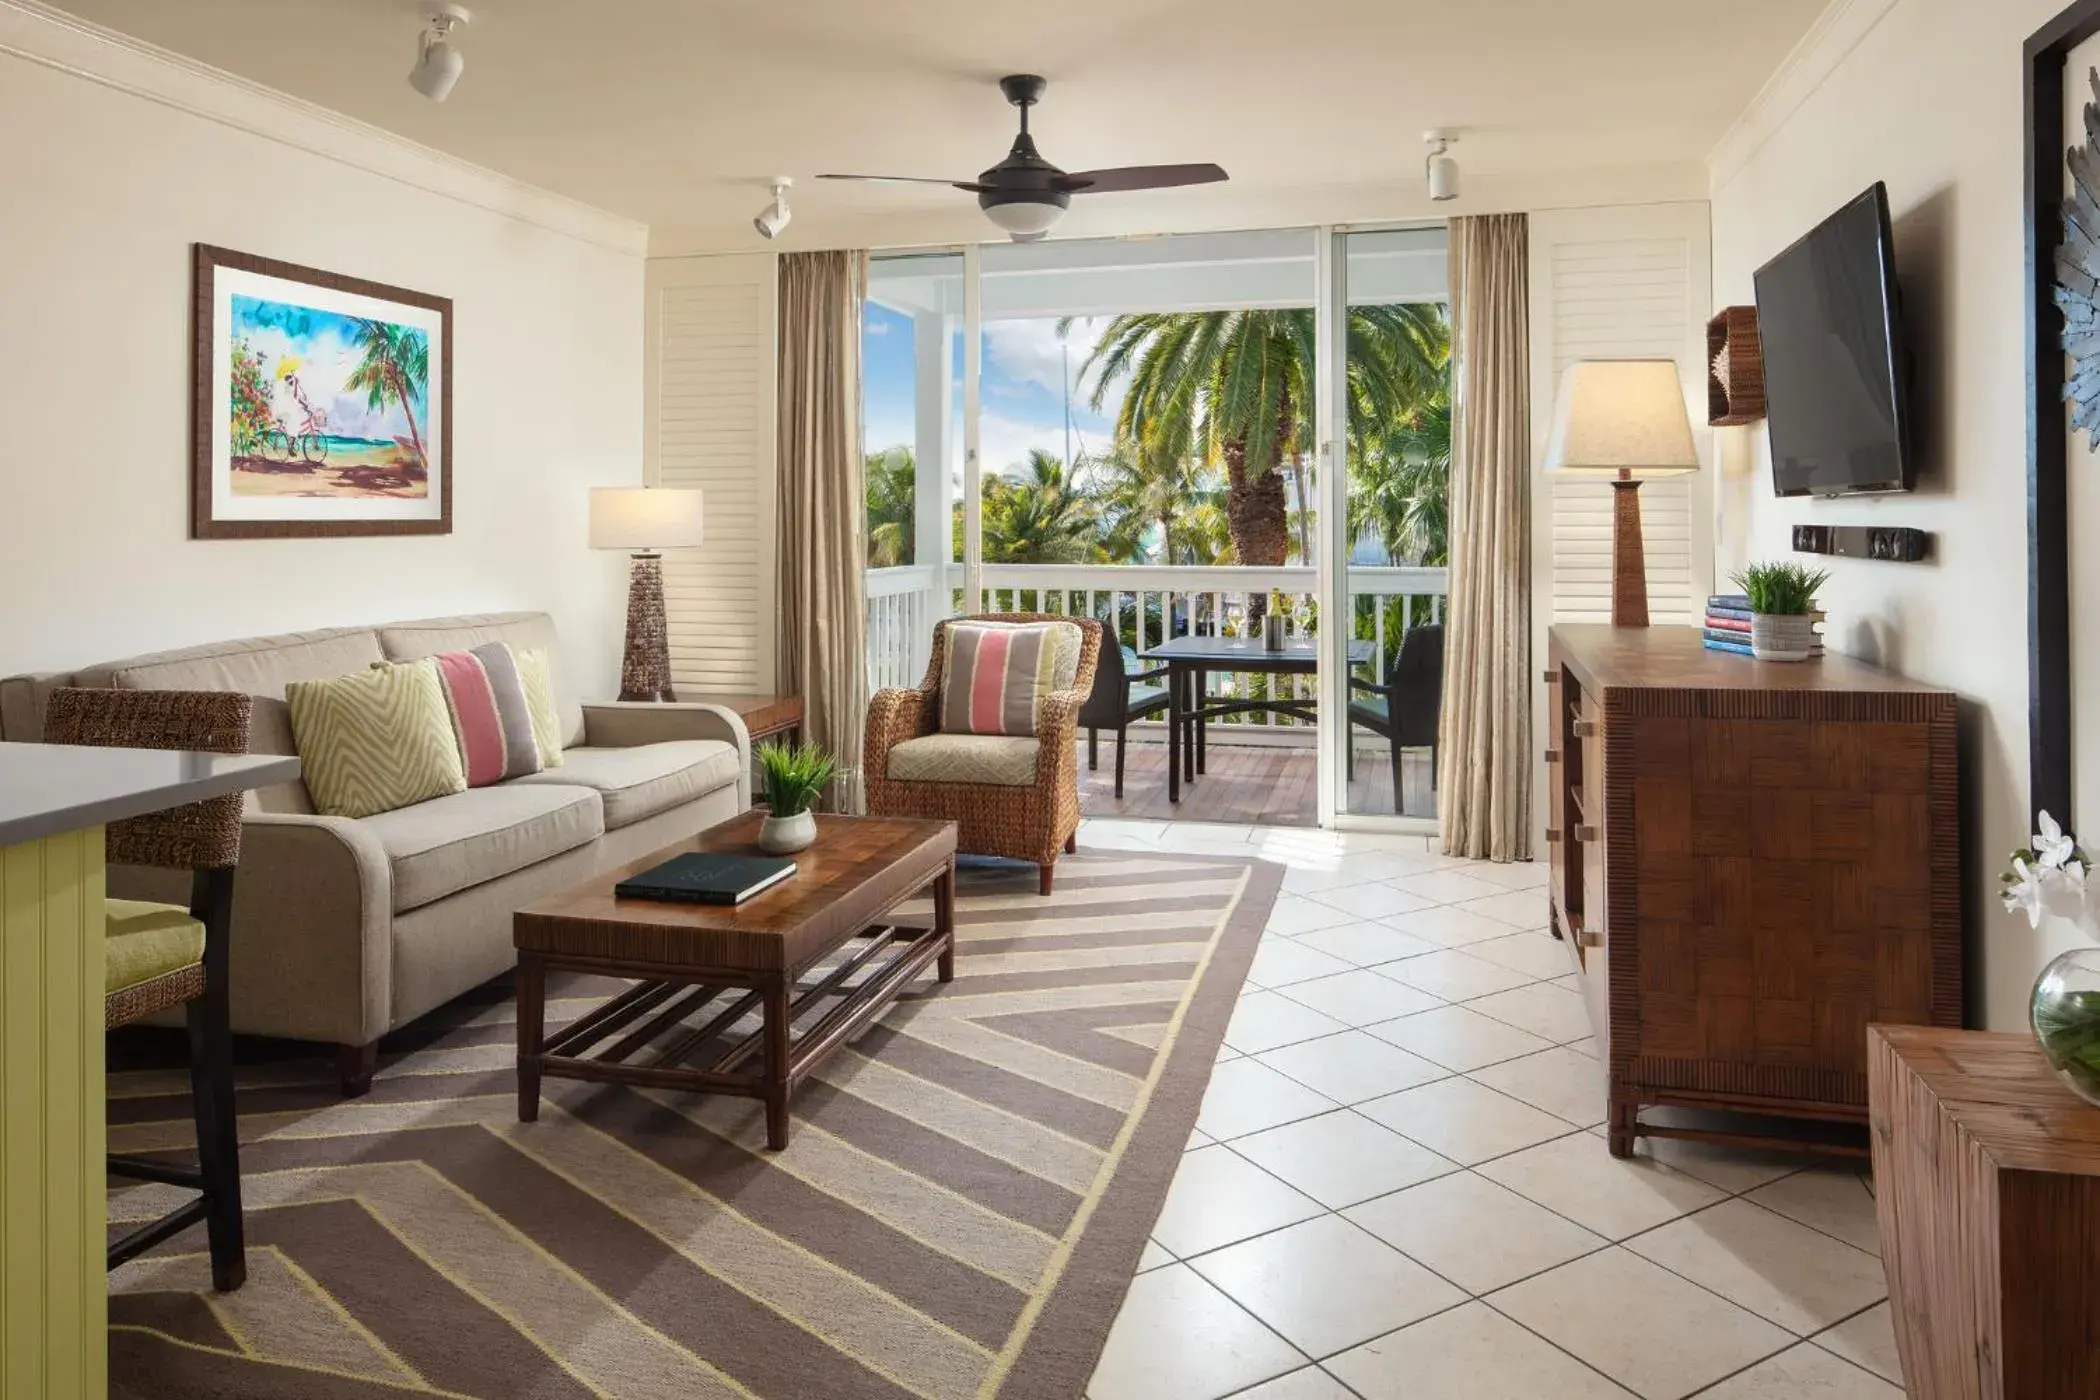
[758,807,817,855]
[1750,612,1817,662]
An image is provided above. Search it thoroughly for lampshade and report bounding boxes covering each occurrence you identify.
[589,488,703,550]
[1544,360,1700,478]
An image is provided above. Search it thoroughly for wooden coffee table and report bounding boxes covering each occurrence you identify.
[512,811,957,1149]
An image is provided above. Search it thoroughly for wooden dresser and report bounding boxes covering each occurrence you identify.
[1544,625,1962,1155]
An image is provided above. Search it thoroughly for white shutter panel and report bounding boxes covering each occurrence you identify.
[1528,205,1714,627]
[645,253,778,693]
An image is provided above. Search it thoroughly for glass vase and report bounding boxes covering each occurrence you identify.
[2030,946,2100,1108]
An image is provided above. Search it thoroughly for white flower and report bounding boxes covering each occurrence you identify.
[2035,811,2078,872]
[2004,857,2046,929]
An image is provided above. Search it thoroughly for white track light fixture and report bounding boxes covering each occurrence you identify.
[1425,130,1460,203]
[409,5,472,103]
[753,179,793,240]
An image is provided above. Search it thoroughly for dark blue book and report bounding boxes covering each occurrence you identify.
[615,852,797,905]
[1707,606,1755,623]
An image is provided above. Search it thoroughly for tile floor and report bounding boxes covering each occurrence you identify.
[1077,817,1903,1400]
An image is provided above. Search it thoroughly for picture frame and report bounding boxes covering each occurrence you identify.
[190,244,452,539]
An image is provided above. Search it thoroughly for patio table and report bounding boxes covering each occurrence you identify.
[1138,634,1376,803]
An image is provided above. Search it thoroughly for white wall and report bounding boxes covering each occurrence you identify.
[1708,0,2076,1029]
[0,10,648,699]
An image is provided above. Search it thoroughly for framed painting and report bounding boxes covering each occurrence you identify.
[191,244,452,538]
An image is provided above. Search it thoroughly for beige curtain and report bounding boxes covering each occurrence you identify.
[776,250,870,810]
[1439,214,1532,862]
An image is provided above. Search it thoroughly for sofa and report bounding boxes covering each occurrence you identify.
[0,612,750,1095]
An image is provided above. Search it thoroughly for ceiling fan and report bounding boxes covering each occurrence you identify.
[817,75,1228,242]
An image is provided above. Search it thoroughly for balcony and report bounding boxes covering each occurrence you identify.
[865,562,1447,824]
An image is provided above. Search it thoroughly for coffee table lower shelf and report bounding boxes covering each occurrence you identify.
[515,912,954,1150]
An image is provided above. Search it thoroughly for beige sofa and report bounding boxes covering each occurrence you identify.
[0,612,750,1094]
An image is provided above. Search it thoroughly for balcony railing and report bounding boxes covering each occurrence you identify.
[865,563,1448,742]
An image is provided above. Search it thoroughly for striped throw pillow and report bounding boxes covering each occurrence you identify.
[285,658,468,819]
[938,621,1081,737]
[430,644,543,787]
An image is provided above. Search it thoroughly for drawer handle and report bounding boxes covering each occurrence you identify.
[1574,824,1600,843]
[1572,719,1600,739]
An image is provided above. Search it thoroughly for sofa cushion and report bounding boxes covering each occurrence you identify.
[360,784,605,913]
[378,614,585,749]
[887,733,1040,787]
[286,659,468,820]
[508,741,741,829]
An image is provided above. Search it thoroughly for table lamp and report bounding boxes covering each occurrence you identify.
[1544,359,1700,628]
[589,487,703,702]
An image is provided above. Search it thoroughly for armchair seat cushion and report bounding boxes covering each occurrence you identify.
[1349,695,1390,727]
[1128,683,1169,714]
[360,785,604,913]
[507,741,741,829]
[886,733,1040,788]
[105,899,205,994]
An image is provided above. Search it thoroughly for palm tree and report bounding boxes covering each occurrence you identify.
[980,450,1101,564]
[1070,304,1448,571]
[1348,394,1452,567]
[1080,437,1232,565]
[345,321,430,468]
[864,445,916,568]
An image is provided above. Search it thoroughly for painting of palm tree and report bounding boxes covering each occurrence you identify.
[194,245,450,539]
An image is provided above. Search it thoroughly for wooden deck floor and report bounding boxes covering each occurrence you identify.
[1074,737,1436,827]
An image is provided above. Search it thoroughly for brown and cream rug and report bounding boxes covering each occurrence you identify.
[106,849,1281,1400]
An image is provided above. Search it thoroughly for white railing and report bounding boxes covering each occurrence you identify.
[863,563,1449,741]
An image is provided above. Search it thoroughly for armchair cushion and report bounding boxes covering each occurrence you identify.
[507,741,741,829]
[937,621,1083,736]
[886,733,1040,787]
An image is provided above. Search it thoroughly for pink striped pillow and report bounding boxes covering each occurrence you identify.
[430,644,543,786]
[937,622,1079,737]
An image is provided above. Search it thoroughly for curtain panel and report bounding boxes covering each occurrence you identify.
[1439,214,1532,861]
[776,250,870,810]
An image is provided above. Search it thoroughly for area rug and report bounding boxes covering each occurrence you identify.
[105,848,1281,1400]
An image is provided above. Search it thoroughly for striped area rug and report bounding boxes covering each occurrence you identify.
[106,849,1280,1400]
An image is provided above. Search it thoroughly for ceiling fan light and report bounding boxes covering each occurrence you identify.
[982,199,1064,239]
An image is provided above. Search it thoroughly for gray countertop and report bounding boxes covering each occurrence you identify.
[0,742,301,847]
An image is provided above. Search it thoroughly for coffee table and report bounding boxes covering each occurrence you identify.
[512,811,958,1149]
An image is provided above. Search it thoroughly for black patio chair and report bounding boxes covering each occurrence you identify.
[1080,643,1171,798]
[1347,624,1444,813]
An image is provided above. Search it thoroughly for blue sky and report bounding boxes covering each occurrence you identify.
[232,294,425,443]
[863,302,1121,481]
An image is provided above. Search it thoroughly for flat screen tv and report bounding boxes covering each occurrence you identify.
[1753,182,1914,497]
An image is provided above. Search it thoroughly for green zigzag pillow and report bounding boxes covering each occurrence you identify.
[287,657,468,819]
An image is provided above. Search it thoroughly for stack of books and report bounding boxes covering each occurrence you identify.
[1704,594,1825,658]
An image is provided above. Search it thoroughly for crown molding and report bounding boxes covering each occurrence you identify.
[1707,0,1901,191]
[0,0,648,257]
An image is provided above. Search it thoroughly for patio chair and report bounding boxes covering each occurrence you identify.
[44,686,254,1293]
[1079,642,1171,798]
[1347,624,1443,813]
[865,613,1102,894]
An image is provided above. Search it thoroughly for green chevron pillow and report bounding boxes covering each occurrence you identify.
[286,658,468,819]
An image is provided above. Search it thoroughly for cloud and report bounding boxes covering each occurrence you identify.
[978,412,1073,478]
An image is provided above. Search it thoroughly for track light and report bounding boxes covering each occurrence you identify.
[1425,130,1459,203]
[753,179,793,240]
[409,5,471,103]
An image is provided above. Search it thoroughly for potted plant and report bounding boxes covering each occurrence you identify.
[1731,560,1830,661]
[755,739,835,855]
[2002,811,2100,1107]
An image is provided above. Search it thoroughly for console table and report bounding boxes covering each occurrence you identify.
[1869,1026,2100,1399]
[1544,624,1962,1155]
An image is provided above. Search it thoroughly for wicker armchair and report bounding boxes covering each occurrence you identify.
[43,687,253,1293]
[865,614,1101,894]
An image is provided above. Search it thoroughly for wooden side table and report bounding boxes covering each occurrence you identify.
[1868,1025,2100,1399]
[696,692,802,746]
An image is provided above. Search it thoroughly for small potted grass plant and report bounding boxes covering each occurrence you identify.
[1731,560,1831,661]
[755,739,835,855]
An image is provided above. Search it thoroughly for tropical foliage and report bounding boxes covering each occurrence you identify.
[865,446,916,568]
[345,320,430,470]
[228,340,275,457]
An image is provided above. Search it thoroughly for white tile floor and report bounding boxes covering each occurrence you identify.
[1077,818,1903,1400]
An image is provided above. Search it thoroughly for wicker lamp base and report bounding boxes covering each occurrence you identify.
[619,551,676,703]
[1610,478,1649,628]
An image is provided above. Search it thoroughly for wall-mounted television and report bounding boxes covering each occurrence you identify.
[1753,182,1914,497]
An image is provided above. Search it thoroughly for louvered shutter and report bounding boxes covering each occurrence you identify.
[645,253,779,693]
[1528,205,1715,627]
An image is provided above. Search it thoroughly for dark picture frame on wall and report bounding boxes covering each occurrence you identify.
[190,244,452,539]
[2025,1,2100,833]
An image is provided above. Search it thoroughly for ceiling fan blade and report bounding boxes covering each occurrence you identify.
[815,173,992,192]
[1058,163,1229,194]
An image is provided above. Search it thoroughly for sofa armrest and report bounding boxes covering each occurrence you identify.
[581,701,753,808]
[234,813,395,1047]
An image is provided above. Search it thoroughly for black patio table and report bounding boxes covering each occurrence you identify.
[1137,634,1378,803]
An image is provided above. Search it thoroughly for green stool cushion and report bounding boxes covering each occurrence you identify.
[105,899,205,995]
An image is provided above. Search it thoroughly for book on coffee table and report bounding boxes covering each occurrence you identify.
[614,852,797,906]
